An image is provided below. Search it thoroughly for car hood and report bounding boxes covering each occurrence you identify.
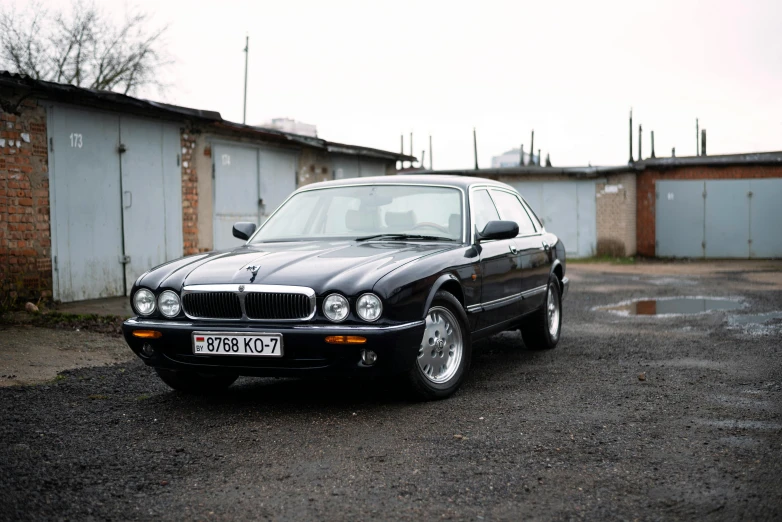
[142,241,454,296]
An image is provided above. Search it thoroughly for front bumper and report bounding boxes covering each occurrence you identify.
[561,276,570,300]
[122,318,425,377]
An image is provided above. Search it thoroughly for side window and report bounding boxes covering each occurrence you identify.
[472,189,500,234]
[490,190,537,236]
[521,198,543,230]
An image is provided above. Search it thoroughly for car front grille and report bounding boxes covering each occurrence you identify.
[182,292,242,319]
[181,285,316,321]
[245,292,311,320]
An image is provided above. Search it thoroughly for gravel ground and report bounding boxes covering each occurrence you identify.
[1,262,780,520]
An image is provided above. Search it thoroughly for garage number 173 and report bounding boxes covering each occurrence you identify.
[69,133,83,148]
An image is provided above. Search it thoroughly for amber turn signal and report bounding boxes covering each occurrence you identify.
[324,335,367,345]
[132,330,162,339]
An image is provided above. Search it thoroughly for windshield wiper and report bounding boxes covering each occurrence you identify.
[355,233,455,242]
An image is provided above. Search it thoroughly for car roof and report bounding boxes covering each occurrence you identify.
[301,174,516,192]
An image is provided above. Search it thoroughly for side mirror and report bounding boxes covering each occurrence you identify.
[477,220,518,242]
[232,222,257,240]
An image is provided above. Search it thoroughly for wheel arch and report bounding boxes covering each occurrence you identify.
[423,273,465,318]
[551,259,564,286]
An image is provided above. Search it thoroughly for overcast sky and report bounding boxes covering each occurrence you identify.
[37,0,782,168]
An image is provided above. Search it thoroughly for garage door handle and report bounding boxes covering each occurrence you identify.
[123,191,132,209]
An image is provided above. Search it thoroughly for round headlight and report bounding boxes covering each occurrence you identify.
[323,294,349,322]
[356,293,382,322]
[133,288,156,316]
[158,290,181,318]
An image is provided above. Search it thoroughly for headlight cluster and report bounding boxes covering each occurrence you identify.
[323,293,382,322]
[132,288,181,318]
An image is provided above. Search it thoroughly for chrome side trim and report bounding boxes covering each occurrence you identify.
[465,284,549,314]
[481,292,523,311]
[521,285,547,299]
[181,284,316,322]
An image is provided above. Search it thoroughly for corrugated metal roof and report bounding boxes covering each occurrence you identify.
[634,152,782,169]
[415,165,632,178]
[0,70,415,162]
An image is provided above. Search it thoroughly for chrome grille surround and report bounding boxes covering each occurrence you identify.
[181,284,316,322]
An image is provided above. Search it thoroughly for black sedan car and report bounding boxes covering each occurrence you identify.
[123,175,569,400]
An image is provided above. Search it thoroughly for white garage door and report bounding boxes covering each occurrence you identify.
[48,105,182,302]
[507,180,597,258]
[213,143,298,250]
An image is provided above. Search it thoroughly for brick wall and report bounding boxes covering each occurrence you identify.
[596,172,636,256]
[0,96,51,303]
[636,165,782,257]
[181,130,199,255]
[298,148,332,186]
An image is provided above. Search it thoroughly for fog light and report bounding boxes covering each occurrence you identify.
[141,343,155,357]
[361,349,377,366]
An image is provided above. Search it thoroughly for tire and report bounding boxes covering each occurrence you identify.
[405,290,472,401]
[155,368,238,394]
[520,274,562,350]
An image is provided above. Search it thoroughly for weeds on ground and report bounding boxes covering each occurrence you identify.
[0,311,124,336]
[568,255,637,265]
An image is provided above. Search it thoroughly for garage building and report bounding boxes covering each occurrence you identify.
[0,72,412,303]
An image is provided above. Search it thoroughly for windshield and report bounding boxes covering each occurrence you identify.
[250,184,463,243]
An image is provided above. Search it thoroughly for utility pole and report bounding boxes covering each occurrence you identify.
[473,128,479,170]
[410,132,413,167]
[651,130,656,158]
[529,130,535,166]
[629,109,633,162]
[242,36,249,125]
[638,124,642,160]
[429,135,433,170]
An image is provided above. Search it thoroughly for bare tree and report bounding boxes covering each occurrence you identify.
[0,1,169,95]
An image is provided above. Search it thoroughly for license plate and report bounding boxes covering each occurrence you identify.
[192,332,283,357]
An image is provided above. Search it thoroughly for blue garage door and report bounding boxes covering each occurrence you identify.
[655,179,782,258]
[507,180,597,258]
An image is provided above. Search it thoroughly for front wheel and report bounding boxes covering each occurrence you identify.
[520,275,562,350]
[405,291,472,401]
[155,368,238,394]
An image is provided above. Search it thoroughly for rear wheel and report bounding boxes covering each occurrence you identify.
[405,291,472,400]
[520,275,562,350]
[155,368,238,394]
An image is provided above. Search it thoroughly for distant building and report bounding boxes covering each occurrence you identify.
[261,117,317,137]
[491,147,539,168]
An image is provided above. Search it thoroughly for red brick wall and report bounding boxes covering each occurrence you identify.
[181,130,199,255]
[636,165,782,256]
[0,98,51,303]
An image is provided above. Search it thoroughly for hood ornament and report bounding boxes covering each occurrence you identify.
[246,264,261,284]
[238,285,245,292]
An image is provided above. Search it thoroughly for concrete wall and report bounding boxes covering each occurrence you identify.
[596,172,636,256]
[636,165,782,257]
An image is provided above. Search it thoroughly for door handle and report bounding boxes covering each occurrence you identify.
[542,241,550,251]
[509,245,518,255]
[123,191,132,209]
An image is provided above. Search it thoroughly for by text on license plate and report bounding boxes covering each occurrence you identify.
[192,332,283,357]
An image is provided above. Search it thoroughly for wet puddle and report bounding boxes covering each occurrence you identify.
[598,297,743,316]
[729,311,782,325]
